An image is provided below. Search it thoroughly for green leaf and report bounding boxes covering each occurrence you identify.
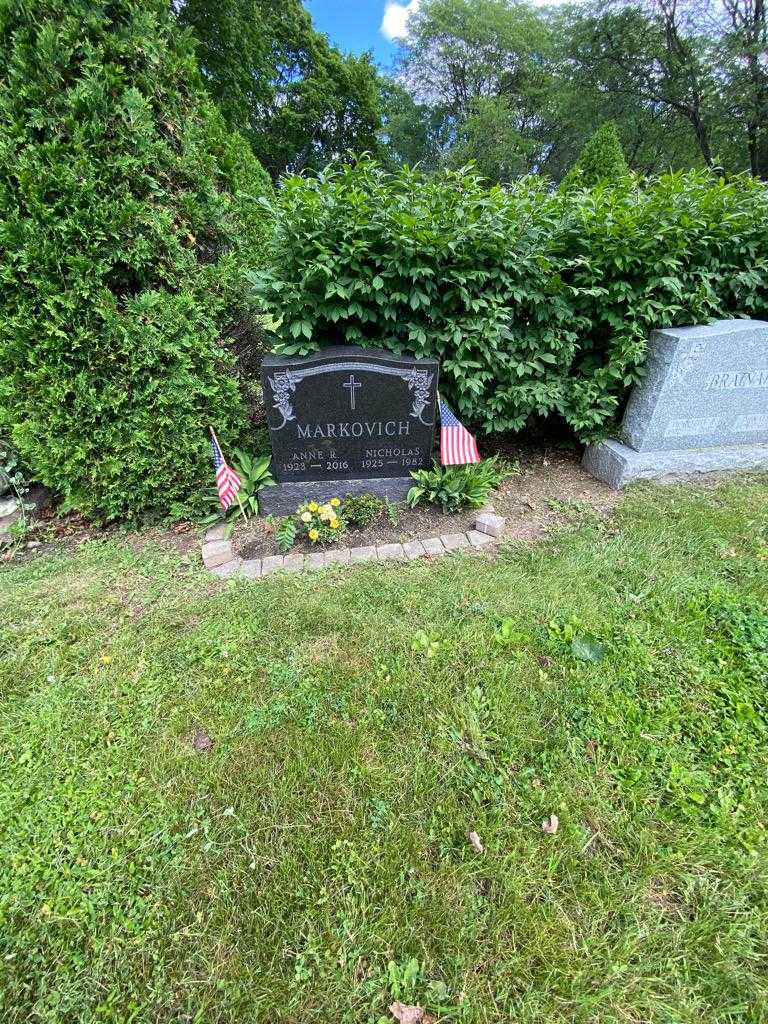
[571,637,607,663]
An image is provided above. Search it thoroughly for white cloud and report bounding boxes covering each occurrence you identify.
[381,0,421,42]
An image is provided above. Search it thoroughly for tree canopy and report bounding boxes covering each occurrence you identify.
[171,0,767,184]
[384,0,767,182]
[177,0,384,179]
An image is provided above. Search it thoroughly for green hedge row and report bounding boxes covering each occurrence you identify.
[254,159,768,439]
[0,0,273,521]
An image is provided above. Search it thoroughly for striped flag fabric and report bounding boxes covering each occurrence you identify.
[439,396,481,465]
[210,431,241,511]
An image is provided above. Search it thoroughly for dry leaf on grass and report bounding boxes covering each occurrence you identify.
[542,813,559,834]
[389,1002,425,1024]
[467,830,484,853]
[191,728,213,752]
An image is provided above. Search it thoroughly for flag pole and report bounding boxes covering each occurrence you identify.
[209,426,248,525]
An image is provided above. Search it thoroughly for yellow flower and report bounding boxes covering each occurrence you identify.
[330,498,341,507]
[308,502,319,512]
[319,509,332,522]
[330,519,340,529]
[308,528,319,542]
[300,511,312,523]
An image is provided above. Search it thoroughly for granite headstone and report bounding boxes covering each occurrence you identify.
[583,319,768,487]
[259,345,439,514]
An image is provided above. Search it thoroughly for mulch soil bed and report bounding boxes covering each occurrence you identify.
[5,441,621,568]
[233,443,621,561]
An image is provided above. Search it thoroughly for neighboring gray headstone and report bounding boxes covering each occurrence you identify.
[583,319,768,488]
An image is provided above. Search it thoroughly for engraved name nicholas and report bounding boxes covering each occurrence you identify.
[706,369,768,390]
[296,420,411,439]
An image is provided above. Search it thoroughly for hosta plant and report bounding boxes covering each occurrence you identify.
[203,451,274,533]
[407,457,513,514]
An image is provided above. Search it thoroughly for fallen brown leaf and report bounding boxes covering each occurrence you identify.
[542,813,559,835]
[467,830,484,854]
[389,1002,424,1024]
[191,728,213,752]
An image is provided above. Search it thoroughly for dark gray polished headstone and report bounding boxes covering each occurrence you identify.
[583,319,768,488]
[260,345,438,515]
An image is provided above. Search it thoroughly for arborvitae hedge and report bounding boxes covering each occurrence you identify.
[254,158,768,440]
[0,0,273,520]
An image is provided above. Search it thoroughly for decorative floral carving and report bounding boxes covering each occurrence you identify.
[670,342,705,383]
[268,371,298,429]
[267,363,436,430]
[404,368,435,424]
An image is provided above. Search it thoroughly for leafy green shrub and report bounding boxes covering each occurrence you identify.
[0,0,273,521]
[561,121,629,190]
[407,457,510,514]
[343,493,387,529]
[253,158,768,441]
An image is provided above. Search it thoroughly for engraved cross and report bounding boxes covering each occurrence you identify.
[342,373,362,410]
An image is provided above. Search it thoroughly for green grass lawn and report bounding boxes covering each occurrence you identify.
[2,478,768,1024]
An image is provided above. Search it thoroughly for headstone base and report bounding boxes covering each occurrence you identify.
[259,476,415,516]
[583,439,768,489]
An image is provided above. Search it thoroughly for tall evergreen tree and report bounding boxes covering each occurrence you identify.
[561,120,630,189]
[0,0,273,520]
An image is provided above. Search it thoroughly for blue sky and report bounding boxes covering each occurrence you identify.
[304,0,568,68]
[304,0,416,68]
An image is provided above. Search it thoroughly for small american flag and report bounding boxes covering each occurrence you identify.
[439,396,480,465]
[210,430,241,510]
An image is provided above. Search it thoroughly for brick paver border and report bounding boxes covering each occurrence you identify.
[201,509,505,579]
